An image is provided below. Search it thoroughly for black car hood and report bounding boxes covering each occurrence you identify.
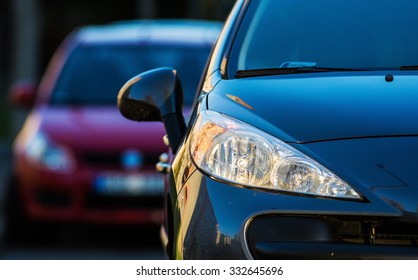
[207,72,418,143]
[207,72,418,217]
[295,136,418,218]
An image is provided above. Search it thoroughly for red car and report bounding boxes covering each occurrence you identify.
[5,20,221,237]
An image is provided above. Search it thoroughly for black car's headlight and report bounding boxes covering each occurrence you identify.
[190,111,362,200]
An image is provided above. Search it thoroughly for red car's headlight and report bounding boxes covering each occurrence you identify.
[25,132,77,174]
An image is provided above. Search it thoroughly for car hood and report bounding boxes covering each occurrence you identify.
[208,72,418,143]
[207,72,418,217]
[34,106,166,152]
[294,136,418,218]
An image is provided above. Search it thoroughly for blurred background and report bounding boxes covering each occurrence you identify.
[0,0,234,259]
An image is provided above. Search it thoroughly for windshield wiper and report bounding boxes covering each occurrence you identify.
[235,67,364,78]
[399,65,418,70]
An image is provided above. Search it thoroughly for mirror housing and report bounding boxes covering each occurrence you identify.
[8,80,37,109]
[117,67,186,153]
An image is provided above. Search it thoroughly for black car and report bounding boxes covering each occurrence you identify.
[118,0,418,259]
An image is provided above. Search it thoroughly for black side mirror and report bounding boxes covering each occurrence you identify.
[117,67,186,153]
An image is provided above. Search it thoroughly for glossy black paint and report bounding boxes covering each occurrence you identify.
[118,0,418,259]
[118,67,186,153]
[207,72,418,143]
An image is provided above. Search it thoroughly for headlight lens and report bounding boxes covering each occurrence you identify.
[190,111,362,200]
[25,132,77,173]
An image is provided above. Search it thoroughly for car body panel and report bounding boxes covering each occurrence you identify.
[32,106,165,152]
[296,137,418,217]
[207,72,418,143]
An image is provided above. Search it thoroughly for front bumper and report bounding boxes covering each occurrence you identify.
[16,159,163,225]
[177,170,418,259]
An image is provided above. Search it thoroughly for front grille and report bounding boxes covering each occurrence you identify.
[340,220,418,246]
[81,151,160,168]
[246,215,418,259]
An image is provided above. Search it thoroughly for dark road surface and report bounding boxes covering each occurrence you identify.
[0,224,166,260]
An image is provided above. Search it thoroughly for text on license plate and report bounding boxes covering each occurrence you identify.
[94,174,164,196]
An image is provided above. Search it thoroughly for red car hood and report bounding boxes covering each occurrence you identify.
[37,106,166,153]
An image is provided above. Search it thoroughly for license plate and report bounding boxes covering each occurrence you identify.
[94,173,164,196]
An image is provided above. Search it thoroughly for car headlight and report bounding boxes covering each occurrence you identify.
[25,132,77,173]
[190,111,362,200]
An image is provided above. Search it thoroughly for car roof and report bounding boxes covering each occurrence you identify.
[72,19,223,46]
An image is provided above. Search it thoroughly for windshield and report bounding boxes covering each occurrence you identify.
[50,44,212,106]
[230,0,418,75]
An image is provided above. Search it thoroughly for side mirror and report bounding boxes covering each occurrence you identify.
[117,67,186,153]
[8,80,37,109]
